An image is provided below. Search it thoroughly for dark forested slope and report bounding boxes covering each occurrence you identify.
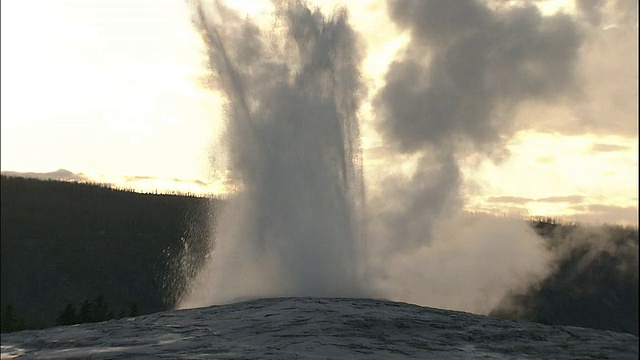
[1,175,215,330]
[1,175,637,335]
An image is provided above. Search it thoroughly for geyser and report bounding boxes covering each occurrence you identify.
[178,1,368,308]
[178,0,584,314]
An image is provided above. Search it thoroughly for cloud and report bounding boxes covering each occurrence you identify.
[589,143,631,153]
[487,196,533,204]
[535,155,556,164]
[123,175,156,181]
[536,195,585,203]
[571,204,639,226]
[1,169,91,182]
[173,178,207,186]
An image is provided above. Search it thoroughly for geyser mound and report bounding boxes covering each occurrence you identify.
[3,298,638,359]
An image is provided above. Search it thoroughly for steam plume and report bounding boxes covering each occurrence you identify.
[179,0,368,307]
[177,0,633,316]
[366,0,582,312]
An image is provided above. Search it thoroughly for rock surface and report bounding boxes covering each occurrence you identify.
[2,298,638,359]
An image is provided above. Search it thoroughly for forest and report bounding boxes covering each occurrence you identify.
[1,175,637,335]
[0,175,216,332]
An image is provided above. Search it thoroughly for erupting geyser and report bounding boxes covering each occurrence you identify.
[178,0,585,314]
[178,1,368,307]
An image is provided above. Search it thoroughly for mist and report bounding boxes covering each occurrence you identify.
[177,0,637,316]
[364,0,583,313]
[492,221,639,334]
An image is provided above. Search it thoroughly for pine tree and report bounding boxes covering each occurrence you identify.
[1,305,27,332]
[56,303,78,326]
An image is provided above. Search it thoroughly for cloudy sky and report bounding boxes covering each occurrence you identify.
[1,0,637,225]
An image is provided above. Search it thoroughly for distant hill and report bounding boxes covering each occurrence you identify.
[1,175,217,330]
[1,175,637,335]
[0,169,92,183]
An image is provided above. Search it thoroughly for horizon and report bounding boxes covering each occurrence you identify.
[1,170,636,230]
[1,0,638,227]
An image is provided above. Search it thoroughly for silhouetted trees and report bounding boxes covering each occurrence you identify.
[1,305,27,333]
[126,302,140,317]
[55,296,140,326]
[56,303,78,326]
[1,175,217,330]
[2,175,637,336]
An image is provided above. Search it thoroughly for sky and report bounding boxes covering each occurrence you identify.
[1,0,638,226]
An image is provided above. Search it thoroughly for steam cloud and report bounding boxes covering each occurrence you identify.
[177,0,636,315]
[179,0,368,307]
[366,0,581,312]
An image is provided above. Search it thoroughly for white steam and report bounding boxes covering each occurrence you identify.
[176,0,595,315]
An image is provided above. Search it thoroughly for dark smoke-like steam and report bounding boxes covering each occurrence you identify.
[179,0,368,307]
[365,0,583,312]
[374,0,582,208]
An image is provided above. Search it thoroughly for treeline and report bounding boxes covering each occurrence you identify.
[1,305,26,333]
[55,295,139,326]
[1,175,217,332]
[1,175,637,335]
[2,295,140,332]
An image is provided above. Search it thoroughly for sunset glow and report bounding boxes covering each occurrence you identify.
[1,0,637,225]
